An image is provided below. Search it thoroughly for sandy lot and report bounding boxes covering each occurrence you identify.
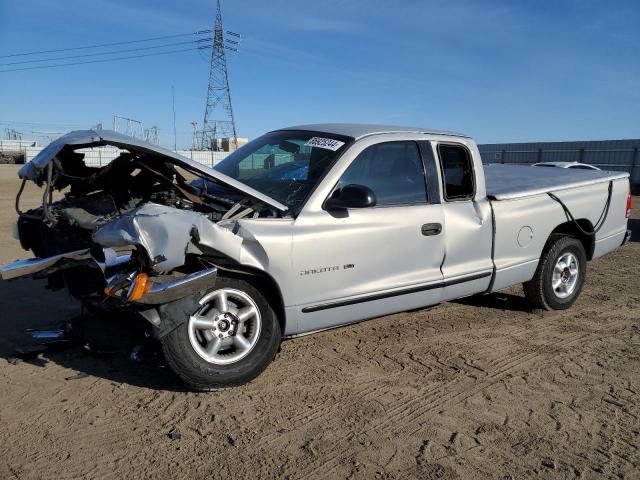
[0,164,638,479]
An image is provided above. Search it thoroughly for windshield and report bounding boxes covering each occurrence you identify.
[213,130,351,210]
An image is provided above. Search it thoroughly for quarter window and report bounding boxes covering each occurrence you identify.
[437,144,474,200]
[337,141,427,205]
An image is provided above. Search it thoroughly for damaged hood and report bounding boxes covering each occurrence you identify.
[19,129,288,213]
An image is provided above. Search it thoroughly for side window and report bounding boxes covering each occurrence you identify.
[437,144,474,201]
[337,141,427,205]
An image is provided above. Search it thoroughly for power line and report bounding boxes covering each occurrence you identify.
[0,45,212,73]
[0,29,212,59]
[0,38,213,67]
[0,119,87,128]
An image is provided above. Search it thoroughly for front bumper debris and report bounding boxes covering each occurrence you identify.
[137,267,217,304]
[0,249,93,280]
[0,248,132,281]
[1,249,217,306]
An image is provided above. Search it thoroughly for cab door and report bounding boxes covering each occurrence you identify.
[434,142,494,300]
[290,139,445,333]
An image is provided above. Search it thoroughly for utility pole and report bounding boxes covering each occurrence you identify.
[172,85,177,151]
[200,0,238,151]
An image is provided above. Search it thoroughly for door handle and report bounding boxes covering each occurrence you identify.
[421,223,442,236]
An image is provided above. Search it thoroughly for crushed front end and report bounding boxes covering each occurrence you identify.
[1,130,285,336]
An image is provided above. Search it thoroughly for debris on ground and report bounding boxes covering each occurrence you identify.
[65,373,90,381]
[8,345,47,366]
[26,328,66,342]
[14,344,47,356]
[81,343,116,358]
[26,316,84,346]
[130,346,143,363]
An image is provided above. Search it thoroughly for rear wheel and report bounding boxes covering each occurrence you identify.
[160,276,281,390]
[523,236,586,310]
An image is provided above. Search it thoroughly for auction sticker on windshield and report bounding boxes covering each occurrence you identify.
[304,137,345,151]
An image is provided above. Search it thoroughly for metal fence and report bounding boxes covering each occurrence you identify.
[478,139,640,192]
[16,139,640,193]
[175,150,228,168]
[0,139,38,154]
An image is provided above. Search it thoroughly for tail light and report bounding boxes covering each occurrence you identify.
[626,192,632,219]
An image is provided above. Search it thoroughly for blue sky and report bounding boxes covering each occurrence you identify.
[0,0,638,149]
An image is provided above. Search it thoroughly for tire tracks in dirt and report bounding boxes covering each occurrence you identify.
[259,311,558,450]
[281,309,628,479]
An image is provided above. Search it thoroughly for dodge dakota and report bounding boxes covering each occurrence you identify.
[1,124,632,389]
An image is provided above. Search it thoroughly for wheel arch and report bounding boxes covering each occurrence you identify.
[547,219,595,260]
[216,266,287,335]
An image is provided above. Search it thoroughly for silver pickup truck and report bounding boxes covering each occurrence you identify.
[1,124,632,389]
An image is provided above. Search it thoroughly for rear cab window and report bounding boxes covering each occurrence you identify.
[437,144,475,201]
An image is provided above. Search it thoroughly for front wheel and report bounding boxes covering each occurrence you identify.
[160,276,281,390]
[523,235,587,310]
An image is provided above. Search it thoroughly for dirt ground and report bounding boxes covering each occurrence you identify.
[0,164,638,479]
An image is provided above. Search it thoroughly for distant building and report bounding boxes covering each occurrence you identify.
[478,139,640,193]
[214,137,249,152]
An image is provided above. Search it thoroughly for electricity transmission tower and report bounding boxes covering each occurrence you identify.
[112,114,159,144]
[144,126,159,144]
[5,128,22,140]
[200,0,238,151]
[112,114,143,138]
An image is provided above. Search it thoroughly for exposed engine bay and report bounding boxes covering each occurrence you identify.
[10,130,286,328]
[17,145,279,257]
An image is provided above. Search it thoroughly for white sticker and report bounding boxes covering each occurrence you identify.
[304,137,345,151]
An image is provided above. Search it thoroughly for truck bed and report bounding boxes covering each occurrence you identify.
[484,164,629,201]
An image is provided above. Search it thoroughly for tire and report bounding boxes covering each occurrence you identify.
[160,276,281,390]
[523,235,587,310]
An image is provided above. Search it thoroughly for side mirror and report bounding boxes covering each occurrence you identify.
[325,184,376,210]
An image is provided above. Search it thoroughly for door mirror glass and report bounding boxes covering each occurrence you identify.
[325,184,377,210]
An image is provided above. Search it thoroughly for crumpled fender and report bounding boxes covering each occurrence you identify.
[93,203,267,274]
